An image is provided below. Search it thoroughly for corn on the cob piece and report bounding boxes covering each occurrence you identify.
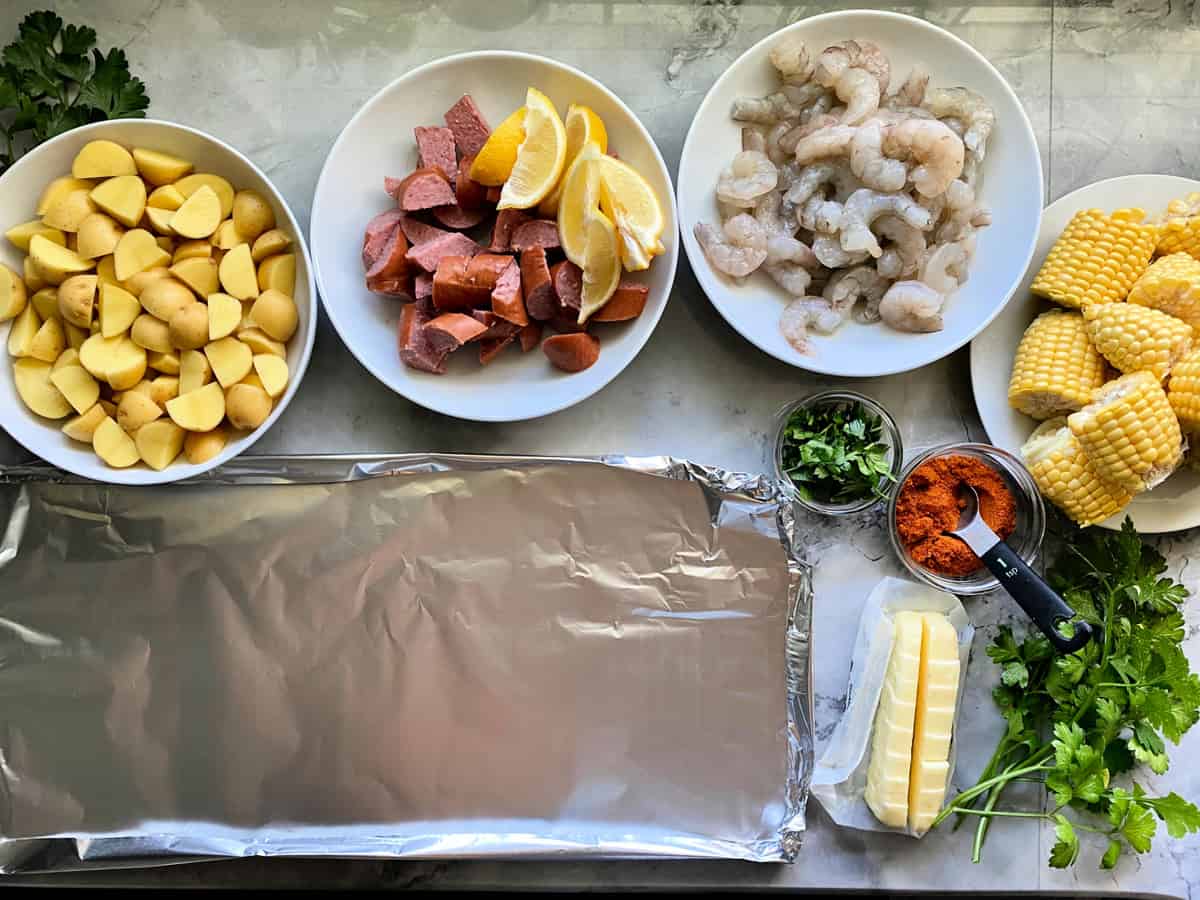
[1030,208,1158,309]
[1022,418,1132,526]
[1082,302,1193,381]
[1067,370,1183,493]
[1168,347,1200,433]
[1007,309,1107,418]
[1127,252,1200,334]
[1155,193,1200,259]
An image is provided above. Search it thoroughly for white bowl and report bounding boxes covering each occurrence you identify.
[310,51,678,422]
[0,119,317,485]
[972,174,1200,534]
[677,10,1044,377]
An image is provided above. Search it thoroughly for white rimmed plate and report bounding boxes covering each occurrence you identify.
[677,10,1043,377]
[972,173,1200,533]
[310,51,678,422]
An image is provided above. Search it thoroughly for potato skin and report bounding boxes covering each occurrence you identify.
[168,303,209,351]
[224,382,272,429]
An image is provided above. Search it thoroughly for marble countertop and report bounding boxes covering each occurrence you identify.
[2,0,1199,895]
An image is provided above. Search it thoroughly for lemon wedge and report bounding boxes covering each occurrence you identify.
[538,104,607,217]
[557,141,605,267]
[578,208,622,324]
[596,155,665,272]
[469,106,526,186]
[497,88,567,210]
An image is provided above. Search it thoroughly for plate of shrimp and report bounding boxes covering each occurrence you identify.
[677,10,1043,376]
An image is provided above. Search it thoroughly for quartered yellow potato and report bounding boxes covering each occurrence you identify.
[184,425,227,464]
[98,283,140,337]
[144,206,176,236]
[225,382,272,429]
[179,349,213,395]
[62,403,107,443]
[31,287,59,321]
[79,333,147,390]
[238,327,285,358]
[251,229,291,262]
[175,173,235,219]
[30,235,94,284]
[219,243,258,299]
[42,188,97,231]
[72,141,137,179]
[253,354,289,398]
[28,317,66,363]
[173,240,212,263]
[90,175,147,228]
[207,292,241,340]
[93,416,140,467]
[147,184,186,211]
[38,176,95,216]
[7,304,41,357]
[204,335,253,387]
[138,277,194,320]
[131,313,174,353]
[64,321,88,351]
[132,147,193,186]
[114,228,171,281]
[57,274,98,328]
[250,289,298,342]
[171,184,222,239]
[14,357,72,418]
[49,364,100,414]
[166,380,225,431]
[170,257,219,296]
[232,190,275,241]
[147,350,181,376]
[136,419,187,470]
[123,266,172,298]
[6,220,66,252]
[168,303,209,350]
[149,374,180,407]
[76,212,124,259]
[116,390,162,432]
[0,263,28,321]
[52,348,80,370]
[257,252,295,295]
[211,218,243,250]
[22,256,46,292]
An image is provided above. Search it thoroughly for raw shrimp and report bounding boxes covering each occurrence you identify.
[792,124,859,165]
[718,199,744,222]
[765,261,815,296]
[919,241,970,294]
[839,189,933,257]
[812,232,871,268]
[874,214,927,280]
[935,180,993,242]
[780,295,847,352]
[782,81,828,110]
[878,280,946,333]
[849,121,906,192]
[742,127,767,153]
[885,65,929,109]
[769,34,815,84]
[754,190,788,235]
[767,236,819,266]
[732,92,800,125]
[766,121,795,165]
[785,161,858,207]
[779,112,837,155]
[694,216,768,277]
[939,116,966,138]
[880,119,965,197]
[924,86,995,159]
[814,40,890,93]
[834,67,881,125]
[800,92,836,124]
[799,194,844,233]
[717,150,779,207]
[825,264,891,326]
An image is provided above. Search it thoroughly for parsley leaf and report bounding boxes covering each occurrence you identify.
[1049,815,1080,868]
[779,399,895,504]
[0,11,149,173]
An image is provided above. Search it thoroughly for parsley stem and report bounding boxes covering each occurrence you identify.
[954,808,1051,819]
[933,762,1053,828]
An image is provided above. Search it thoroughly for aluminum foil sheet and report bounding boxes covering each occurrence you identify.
[0,454,811,872]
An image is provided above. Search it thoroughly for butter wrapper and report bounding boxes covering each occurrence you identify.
[809,576,972,836]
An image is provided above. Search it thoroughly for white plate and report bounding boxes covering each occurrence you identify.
[310,51,678,422]
[0,119,317,485]
[676,10,1043,377]
[972,174,1200,534]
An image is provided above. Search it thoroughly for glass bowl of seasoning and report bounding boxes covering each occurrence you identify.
[887,443,1046,595]
[774,390,904,515]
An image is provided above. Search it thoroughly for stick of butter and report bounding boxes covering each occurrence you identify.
[863,610,923,827]
[864,610,961,832]
[908,613,961,834]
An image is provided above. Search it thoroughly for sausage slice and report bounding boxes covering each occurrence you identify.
[424,312,488,354]
[592,281,649,322]
[414,125,458,180]
[443,94,492,158]
[362,209,404,271]
[510,219,561,253]
[405,232,481,273]
[543,332,600,373]
[520,247,555,320]
[389,167,456,211]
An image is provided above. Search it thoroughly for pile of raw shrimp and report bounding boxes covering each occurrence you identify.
[694,35,995,351]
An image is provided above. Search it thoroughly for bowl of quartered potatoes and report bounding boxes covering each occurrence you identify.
[0,120,315,484]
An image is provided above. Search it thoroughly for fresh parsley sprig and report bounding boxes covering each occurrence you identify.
[779,399,895,504]
[932,519,1200,869]
[0,11,149,173]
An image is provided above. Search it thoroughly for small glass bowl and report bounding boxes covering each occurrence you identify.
[886,442,1046,596]
[773,390,904,516]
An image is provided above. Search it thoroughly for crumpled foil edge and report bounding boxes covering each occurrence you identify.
[0,453,813,870]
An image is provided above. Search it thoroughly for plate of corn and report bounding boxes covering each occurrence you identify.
[972,174,1200,533]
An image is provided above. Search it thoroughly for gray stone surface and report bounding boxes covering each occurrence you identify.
[1,0,1198,894]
